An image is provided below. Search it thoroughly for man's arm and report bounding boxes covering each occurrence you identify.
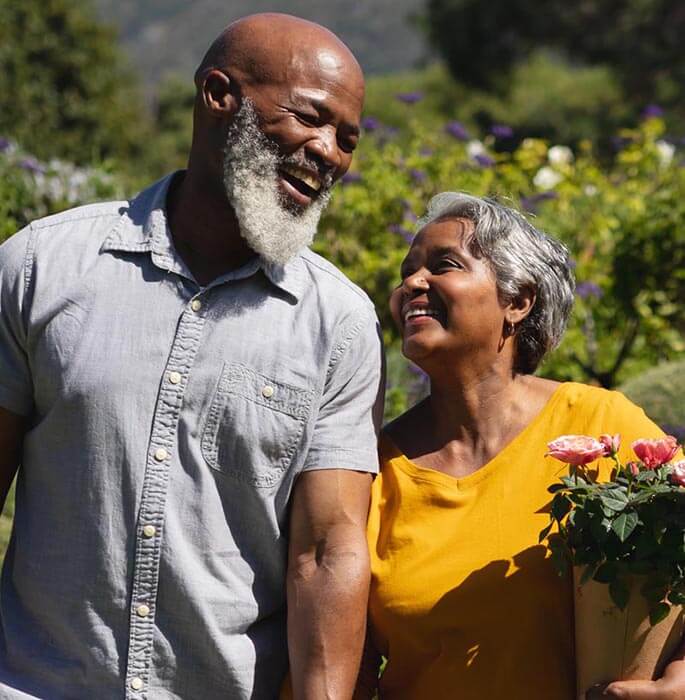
[0,406,25,514]
[287,468,373,700]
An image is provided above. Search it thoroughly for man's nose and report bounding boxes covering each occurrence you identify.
[306,127,342,174]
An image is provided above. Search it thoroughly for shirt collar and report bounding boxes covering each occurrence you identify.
[102,171,306,301]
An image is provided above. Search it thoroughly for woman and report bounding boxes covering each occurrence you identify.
[357,193,685,699]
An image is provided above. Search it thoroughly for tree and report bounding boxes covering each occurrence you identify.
[423,0,685,112]
[0,0,150,166]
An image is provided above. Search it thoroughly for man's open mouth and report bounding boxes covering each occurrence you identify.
[278,164,322,206]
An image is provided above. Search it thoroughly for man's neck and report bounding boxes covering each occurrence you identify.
[166,169,255,286]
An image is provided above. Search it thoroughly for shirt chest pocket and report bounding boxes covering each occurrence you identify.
[201,362,314,487]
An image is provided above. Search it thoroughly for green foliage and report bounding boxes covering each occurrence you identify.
[0,141,123,240]
[544,455,685,620]
[318,114,685,390]
[620,362,685,439]
[423,0,685,119]
[0,0,150,168]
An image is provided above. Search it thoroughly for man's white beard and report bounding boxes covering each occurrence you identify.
[222,100,332,266]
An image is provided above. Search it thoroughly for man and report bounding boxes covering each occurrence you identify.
[0,13,383,699]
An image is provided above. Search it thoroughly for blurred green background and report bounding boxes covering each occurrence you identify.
[2,0,685,558]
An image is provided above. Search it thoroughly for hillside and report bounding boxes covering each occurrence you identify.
[95,0,429,87]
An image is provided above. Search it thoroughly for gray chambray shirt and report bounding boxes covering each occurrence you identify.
[0,174,383,699]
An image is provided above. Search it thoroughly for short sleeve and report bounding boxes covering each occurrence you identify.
[603,391,672,464]
[0,227,34,416]
[302,307,384,474]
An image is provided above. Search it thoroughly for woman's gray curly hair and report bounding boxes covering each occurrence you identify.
[416,192,575,374]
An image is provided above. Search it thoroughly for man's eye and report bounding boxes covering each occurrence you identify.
[294,111,319,125]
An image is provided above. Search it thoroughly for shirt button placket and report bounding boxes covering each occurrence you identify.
[124,292,208,698]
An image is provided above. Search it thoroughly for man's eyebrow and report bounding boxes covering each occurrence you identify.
[307,97,361,135]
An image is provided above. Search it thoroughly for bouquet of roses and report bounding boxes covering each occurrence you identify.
[541,434,685,688]
[542,434,685,620]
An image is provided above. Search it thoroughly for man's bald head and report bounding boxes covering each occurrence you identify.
[194,13,363,92]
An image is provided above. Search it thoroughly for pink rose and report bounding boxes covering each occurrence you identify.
[632,436,679,469]
[670,460,685,487]
[627,461,640,477]
[546,435,606,466]
[599,433,621,457]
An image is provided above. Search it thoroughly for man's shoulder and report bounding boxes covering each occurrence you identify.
[29,199,129,238]
[298,248,375,313]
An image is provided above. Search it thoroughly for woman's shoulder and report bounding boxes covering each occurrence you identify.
[380,399,430,460]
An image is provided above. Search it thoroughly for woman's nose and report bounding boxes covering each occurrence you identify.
[403,270,430,293]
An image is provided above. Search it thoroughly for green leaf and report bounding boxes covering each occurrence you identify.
[600,489,629,512]
[594,561,618,584]
[551,495,572,521]
[611,511,639,542]
[580,564,597,585]
[636,470,656,483]
[609,578,630,610]
[649,602,671,626]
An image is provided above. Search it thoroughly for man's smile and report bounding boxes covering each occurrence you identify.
[278,164,323,207]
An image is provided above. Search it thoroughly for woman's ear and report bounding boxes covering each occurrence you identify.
[505,286,536,326]
[201,69,239,118]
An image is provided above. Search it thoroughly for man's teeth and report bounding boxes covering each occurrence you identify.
[405,308,438,321]
[282,165,321,192]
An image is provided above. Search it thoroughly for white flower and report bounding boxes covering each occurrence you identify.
[466,140,487,159]
[655,140,675,167]
[583,184,598,196]
[548,145,574,166]
[533,166,563,190]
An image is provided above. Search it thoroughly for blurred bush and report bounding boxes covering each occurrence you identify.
[619,361,685,441]
[0,0,151,170]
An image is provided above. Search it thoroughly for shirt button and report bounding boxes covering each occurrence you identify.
[190,299,202,312]
[154,448,168,462]
[168,371,182,385]
[136,604,151,618]
[130,677,144,691]
[142,524,156,538]
[261,385,274,398]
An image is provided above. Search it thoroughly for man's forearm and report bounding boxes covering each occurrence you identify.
[287,528,370,700]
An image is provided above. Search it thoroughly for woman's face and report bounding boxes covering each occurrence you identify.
[390,217,508,365]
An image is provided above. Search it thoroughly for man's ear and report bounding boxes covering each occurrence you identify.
[201,69,239,117]
[505,286,536,326]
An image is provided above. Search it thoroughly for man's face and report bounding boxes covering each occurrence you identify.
[240,45,363,210]
[222,47,364,264]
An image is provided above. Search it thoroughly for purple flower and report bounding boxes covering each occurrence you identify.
[395,91,424,105]
[520,191,558,213]
[0,138,10,153]
[491,124,514,139]
[642,104,664,119]
[19,157,46,174]
[473,153,495,168]
[361,116,381,132]
[444,121,469,141]
[419,146,434,157]
[341,171,362,185]
[576,281,603,300]
[409,168,427,182]
[661,424,685,442]
[389,223,414,244]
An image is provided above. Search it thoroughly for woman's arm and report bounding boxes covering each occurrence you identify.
[587,636,685,699]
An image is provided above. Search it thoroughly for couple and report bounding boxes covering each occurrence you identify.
[0,12,682,700]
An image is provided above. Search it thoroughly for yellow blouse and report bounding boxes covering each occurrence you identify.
[367,383,667,699]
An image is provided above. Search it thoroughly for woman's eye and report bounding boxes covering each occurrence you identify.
[436,259,462,271]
